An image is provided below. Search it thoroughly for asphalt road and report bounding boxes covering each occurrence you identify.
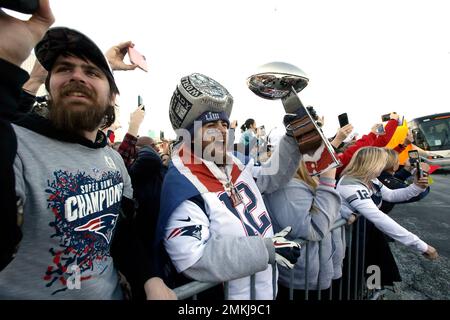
[385,170,450,300]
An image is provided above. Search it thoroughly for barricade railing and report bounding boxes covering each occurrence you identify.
[173,217,376,300]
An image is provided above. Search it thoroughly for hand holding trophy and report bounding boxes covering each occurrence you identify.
[247,62,341,176]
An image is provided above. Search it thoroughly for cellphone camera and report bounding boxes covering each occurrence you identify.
[0,0,39,14]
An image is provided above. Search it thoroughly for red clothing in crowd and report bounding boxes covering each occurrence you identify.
[337,119,402,177]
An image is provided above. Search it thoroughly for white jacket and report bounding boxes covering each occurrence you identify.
[337,176,428,253]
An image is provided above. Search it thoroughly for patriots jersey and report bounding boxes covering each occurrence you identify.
[337,176,428,252]
[164,147,275,300]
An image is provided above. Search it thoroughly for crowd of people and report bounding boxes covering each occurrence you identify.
[0,0,439,301]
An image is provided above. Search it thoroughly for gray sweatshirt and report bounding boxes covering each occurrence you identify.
[264,177,342,290]
[0,125,133,300]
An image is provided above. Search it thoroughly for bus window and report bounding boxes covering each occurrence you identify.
[418,117,450,151]
[412,128,427,150]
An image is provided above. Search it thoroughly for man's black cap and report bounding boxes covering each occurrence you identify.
[35,27,119,94]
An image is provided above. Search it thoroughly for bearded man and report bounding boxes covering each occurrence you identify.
[0,1,174,299]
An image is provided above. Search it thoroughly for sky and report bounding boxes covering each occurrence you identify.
[15,0,450,140]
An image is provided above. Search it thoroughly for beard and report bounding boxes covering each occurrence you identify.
[48,82,109,134]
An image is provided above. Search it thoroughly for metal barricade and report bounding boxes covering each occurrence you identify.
[173,218,371,300]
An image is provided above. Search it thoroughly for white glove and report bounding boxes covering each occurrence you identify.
[271,226,301,269]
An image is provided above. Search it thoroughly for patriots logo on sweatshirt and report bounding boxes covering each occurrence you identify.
[168,225,202,241]
[74,213,118,244]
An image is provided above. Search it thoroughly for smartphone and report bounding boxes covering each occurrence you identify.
[128,47,148,72]
[408,150,419,162]
[381,113,391,122]
[376,124,385,134]
[408,150,422,179]
[0,0,39,14]
[106,130,115,144]
[138,95,145,110]
[381,112,397,122]
[338,113,349,128]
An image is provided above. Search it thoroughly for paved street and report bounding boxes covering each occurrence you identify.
[386,171,450,300]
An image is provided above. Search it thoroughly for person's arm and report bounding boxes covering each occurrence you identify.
[331,124,354,149]
[117,106,145,167]
[394,167,412,181]
[164,200,273,282]
[336,132,376,176]
[266,176,341,242]
[254,135,302,194]
[393,131,414,153]
[0,141,26,271]
[373,118,398,147]
[376,178,426,203]
[0,0,55,68]
[0,0,54,270]
[105,41,138,71]
[182,234,273,282]
[117,133,138,168]
[144,277,177,300]
[22,59,47,95]
[338,183,428,253]
[400,187,430,203]
[18,59,48,113]
[18,90,37,113]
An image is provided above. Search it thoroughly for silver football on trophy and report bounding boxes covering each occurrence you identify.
[247,61,342,175]
[247,62,309,100]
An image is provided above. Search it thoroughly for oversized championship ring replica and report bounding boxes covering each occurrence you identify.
[247,62,341,175]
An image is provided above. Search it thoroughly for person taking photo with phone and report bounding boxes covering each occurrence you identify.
[362,147,432,289]
[337,147,438,260]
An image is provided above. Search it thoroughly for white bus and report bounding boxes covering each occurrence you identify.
[409,112,450,169]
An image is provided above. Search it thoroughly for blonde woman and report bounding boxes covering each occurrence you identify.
[337,147,438,259]
[264,161,343,300]
[363,148,431,288]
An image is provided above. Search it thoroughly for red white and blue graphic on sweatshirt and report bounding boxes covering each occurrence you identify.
[44,169,124,295]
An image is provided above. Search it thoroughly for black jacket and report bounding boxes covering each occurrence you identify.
[111,146,168,300]
[0,59,26,270]
[378,169,430,213]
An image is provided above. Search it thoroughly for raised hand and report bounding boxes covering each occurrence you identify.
[0,0,55,66]
[371,123,385,136]
[105,41,138,71]
[22,59,48,95]
[403,131,414,146]
[331,123,354,148]
[128,105,145,137]
[390,112,400,121]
